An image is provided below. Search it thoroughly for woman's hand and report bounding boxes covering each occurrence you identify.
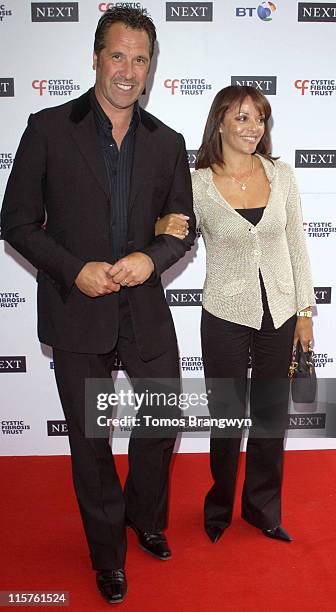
[155,213,189,239]
[293,317,313,352]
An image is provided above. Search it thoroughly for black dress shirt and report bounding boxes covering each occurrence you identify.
[91,90,140,262]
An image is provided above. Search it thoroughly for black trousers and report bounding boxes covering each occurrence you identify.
[201,299,296,531]
[53,290,179,570]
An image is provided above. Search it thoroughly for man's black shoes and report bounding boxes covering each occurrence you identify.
[96,569,127,604]
[127,520,172,560]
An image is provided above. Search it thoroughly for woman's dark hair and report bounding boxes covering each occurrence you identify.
[94,7,157,59]
[196,85,275,171]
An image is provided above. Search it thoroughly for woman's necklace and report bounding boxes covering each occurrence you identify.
[228,156,254,191]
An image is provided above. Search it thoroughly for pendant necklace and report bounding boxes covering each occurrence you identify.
[229,156,254,191]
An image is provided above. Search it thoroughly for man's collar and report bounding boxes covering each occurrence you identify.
[90,88,140,132]
[69,88,157,133]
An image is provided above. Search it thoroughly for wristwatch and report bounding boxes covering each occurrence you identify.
[296,310,312,318]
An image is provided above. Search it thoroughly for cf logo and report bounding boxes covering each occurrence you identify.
[294,79,309,96]
[164,79,180,95]
[98,2,114,11]
[32,80,47,96]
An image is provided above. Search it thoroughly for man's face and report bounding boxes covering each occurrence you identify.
[93,22,151,112]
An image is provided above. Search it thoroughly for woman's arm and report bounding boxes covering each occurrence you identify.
[294,311,313,351]
[285,166,316,311]
[285,166,316,349]
[155,213,189,239]
[155,171,202,239]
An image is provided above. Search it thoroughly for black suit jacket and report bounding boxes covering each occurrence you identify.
[1,89,195,359]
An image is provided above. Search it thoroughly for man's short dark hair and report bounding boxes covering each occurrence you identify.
[94,7,157,59]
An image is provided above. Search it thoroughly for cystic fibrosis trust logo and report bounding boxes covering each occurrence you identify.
[314,353,334,368]
[0,292,26,308]
[0,4,12,22]
[294,79,336,96]
[32,79,80,97]
[295,150,336,168]
[31,2,79,22]
[0,153,13,171]
[0,78,14,97]
[181,356,203,371]
[164,78,212,96]
[98,2,147,12]
[166,2,213,21]
[304,221,336,238]
[298,2,336,22]
[1,420,31,435]
[231,76,277,95]
[236,1,276,20]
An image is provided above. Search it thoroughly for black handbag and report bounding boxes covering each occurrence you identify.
[289,341,316,403]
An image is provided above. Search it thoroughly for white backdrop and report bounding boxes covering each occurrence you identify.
[1,0,336,455]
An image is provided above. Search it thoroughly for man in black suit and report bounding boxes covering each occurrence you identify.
[1,7,195,604]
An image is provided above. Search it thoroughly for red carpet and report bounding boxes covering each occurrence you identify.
[1,451,336,611]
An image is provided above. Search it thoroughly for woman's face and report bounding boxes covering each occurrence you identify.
[219,96,266,156]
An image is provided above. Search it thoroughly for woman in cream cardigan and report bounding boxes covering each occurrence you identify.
[155,85,315,543]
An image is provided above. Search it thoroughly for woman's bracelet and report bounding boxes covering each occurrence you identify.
[296,310,312,318]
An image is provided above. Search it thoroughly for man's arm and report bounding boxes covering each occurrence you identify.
[1,114,86,295]
[140,133,196,275]
[108,133,195,286]
[1,114,120,298]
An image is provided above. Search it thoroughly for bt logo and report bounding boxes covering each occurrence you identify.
[257,1,276,20]
[164,79,180,95]
[294,79,310,95]
[236,2,277,20]
[32,80,47,96]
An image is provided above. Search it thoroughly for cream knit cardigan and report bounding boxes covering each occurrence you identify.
[192,154,316,329]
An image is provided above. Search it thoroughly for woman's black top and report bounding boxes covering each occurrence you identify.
[235,206,265,226]
[235,207,269,316]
